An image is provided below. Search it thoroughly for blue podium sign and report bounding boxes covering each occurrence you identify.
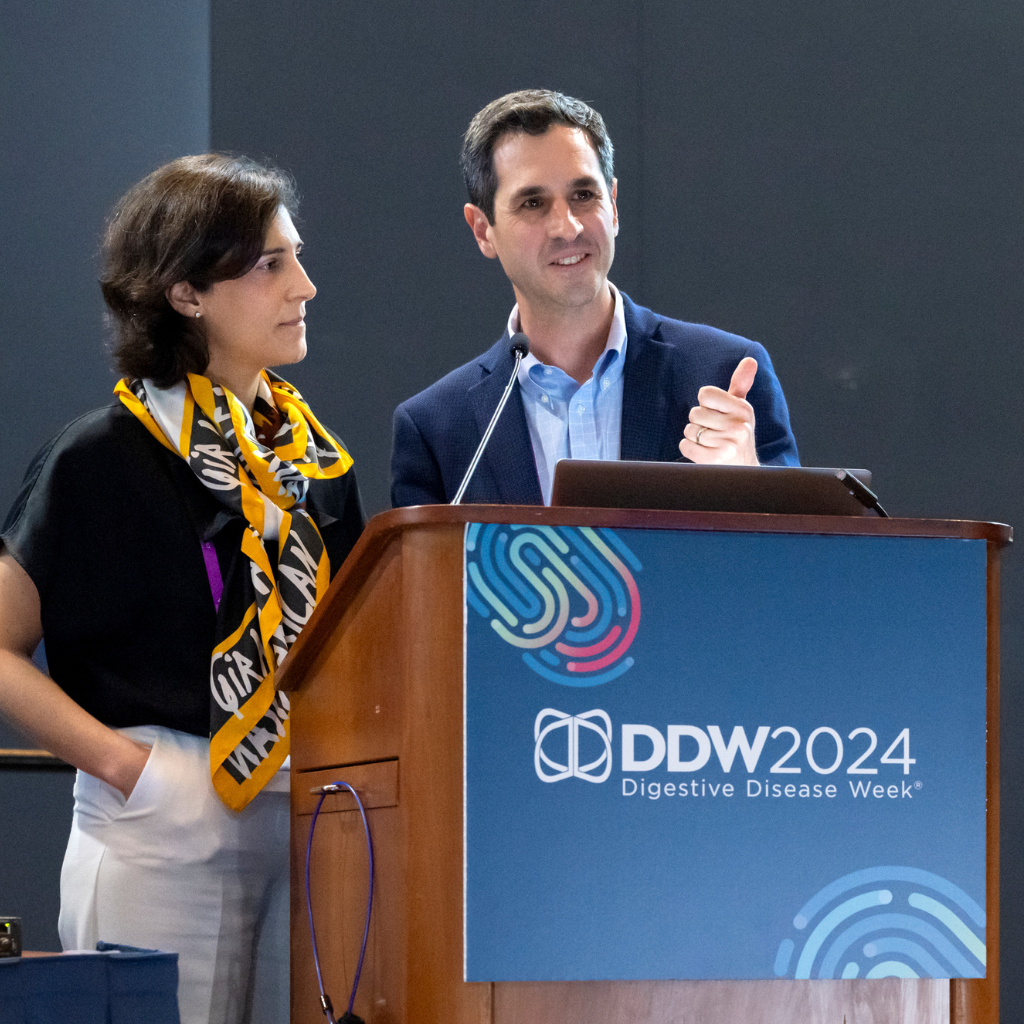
[463,523,987,982]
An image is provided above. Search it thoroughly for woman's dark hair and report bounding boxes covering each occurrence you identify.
[101,154,297,387]
[460,89,615,224]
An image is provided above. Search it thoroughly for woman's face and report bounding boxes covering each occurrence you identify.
[199,208,316,383]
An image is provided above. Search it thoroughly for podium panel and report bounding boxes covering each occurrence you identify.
[282,506,1008,1024]
[464,525,986,983]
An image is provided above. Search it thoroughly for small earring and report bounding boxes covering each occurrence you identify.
[195,312,202,318]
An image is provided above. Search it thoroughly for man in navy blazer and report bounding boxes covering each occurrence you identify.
[392,90,798,507]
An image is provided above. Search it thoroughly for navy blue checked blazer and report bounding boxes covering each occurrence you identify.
[391,293,799,507]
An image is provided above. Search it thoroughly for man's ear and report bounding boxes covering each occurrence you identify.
[165,280,202,318]
[464,204,498,259]
[610,177,619,237]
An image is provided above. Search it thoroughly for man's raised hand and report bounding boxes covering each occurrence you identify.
[678,356,759,466]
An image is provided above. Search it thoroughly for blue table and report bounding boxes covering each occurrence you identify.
[0,943,179,1024]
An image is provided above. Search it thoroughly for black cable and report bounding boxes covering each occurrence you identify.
[836,469,889,517]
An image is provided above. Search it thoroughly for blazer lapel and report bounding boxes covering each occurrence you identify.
[468,339,542,505]
[619,295,678,462]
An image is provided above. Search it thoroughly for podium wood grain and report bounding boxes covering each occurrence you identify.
[285,506,1008,1024]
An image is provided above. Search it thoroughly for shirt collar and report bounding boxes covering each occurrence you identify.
[510,284,627,393]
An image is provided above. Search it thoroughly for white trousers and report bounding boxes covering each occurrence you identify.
[58,726,290,1024]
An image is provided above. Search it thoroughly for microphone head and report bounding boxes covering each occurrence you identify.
[509,332,530,358]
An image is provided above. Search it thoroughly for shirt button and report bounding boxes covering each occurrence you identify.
[544,368,552,376]
[541,395,549,404]
[602,379,610,390]
[578,406,586,414]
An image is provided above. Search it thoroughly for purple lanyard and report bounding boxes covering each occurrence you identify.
[201,541,224,612]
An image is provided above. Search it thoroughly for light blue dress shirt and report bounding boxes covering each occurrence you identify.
[508,285,628,505]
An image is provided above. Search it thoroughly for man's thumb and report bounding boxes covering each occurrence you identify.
[728,357,758,399]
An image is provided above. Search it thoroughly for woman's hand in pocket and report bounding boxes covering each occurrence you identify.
[107,736,153,800]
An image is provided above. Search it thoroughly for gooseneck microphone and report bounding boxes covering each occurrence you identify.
[451,333,530,505]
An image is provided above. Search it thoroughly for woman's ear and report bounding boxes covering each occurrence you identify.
[165,281,203,318]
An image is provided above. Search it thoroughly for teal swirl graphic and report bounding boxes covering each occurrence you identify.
[773,866,986,979]
[465,523,641,686]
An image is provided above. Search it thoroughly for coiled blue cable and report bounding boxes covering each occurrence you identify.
[305,781,375,1024]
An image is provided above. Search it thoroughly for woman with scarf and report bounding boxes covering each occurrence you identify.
[0,155,364,1024]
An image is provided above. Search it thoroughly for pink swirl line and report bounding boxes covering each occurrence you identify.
[556,625,621,658]
[566,544,641,673]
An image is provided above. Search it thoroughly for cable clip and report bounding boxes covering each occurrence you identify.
[319,992,335,1021]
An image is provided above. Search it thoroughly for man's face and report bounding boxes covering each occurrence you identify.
[465,125,618,316]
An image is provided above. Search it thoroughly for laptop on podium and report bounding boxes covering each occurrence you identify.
[550,461,885,516]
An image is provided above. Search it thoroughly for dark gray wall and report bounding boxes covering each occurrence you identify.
[210,0,1024,1011]
[1,0,1021,1005]
[0,0,210,950]
[0,770,74,949]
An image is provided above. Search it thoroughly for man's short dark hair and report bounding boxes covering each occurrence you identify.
[101,154,297,388]
[461,89,615,224]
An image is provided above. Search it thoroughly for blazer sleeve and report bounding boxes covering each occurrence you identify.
[746,342,799,467]
[391,402,448,507]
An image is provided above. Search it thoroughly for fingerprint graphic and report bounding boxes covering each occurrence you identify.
[465,523,641,686]
[772,867,986,979]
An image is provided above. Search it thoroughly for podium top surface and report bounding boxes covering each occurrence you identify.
[367,503,1012,539]
[278,504,1010,691]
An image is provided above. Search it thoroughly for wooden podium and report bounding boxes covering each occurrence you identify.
[280,506,1009,1024]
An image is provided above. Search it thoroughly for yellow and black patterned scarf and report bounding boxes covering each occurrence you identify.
[115,371,353,811]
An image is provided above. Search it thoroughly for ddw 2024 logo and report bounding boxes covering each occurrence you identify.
[534,710,919,789]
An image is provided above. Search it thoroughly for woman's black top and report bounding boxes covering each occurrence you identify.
[1,402,365,737]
